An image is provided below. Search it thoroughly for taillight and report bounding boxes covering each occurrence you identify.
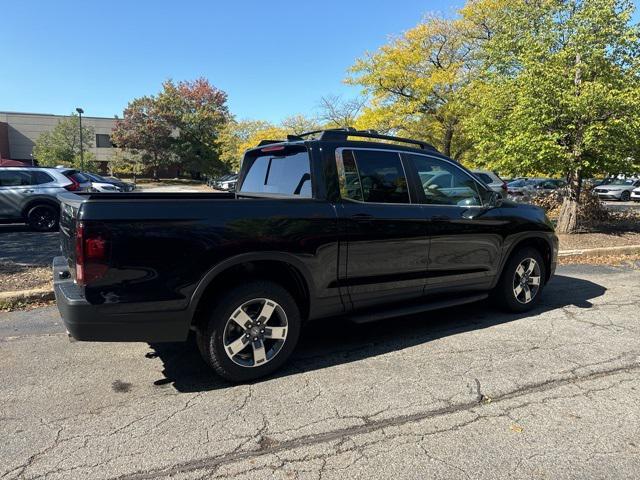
[65,177,81,191]
[75,222,109,285]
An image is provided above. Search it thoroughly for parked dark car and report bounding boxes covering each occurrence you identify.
[53,129,558,382]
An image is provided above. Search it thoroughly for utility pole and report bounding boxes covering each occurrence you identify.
[76,107,84,170]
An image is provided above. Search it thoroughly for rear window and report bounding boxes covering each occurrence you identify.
[62,170,89,183]
[239,147,311,197]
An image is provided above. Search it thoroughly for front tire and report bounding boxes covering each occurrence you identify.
[27,204,59,232]
[494,247,545,312]
[197,281,301,382]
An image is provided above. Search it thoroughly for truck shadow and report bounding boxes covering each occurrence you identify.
[147,273,606,392]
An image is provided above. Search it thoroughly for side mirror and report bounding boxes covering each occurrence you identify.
[488,190,503,208]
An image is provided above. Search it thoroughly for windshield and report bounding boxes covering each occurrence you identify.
[508,180,527,187]
[609,179,637,186]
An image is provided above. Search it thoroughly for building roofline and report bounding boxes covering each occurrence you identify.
[0,111,119,121]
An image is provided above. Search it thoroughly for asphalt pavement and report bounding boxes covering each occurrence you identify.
[1,264,639,479]
[0,224,59,266]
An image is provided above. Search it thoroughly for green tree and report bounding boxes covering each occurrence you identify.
[33,113,95,168]
[111,96,174,179]
[217,119,272,171]
[157,78,230,175]
[463,0,640,232]
[348,16,477,160]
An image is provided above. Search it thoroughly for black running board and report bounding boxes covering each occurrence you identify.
[347,293,489,324]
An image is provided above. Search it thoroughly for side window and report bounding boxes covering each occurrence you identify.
[338,149,410,204]
[404,154,483,206]
[0,170,31,187]
[31,171,54,185]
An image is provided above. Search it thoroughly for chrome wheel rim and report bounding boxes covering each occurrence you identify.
[223,298,288,368]
[512,258,541,304]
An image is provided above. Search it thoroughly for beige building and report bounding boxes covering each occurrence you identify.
[0,111,118,173]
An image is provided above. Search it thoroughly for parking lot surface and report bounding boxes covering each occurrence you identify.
[1,264,639,479]
[0,225,59,266]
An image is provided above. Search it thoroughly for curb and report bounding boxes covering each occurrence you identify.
[558,244,640,257]
[2,244,640,308]
[0,287,55,307]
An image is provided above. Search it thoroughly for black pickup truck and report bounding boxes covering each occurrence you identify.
[54,128,558,382]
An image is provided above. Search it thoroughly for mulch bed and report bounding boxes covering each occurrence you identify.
[0,262,51,293]
[558,232,640,250]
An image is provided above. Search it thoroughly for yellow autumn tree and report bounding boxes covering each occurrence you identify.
[348,16,477,160]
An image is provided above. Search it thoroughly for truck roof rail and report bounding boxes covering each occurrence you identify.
[298,128,436,151]
[257,128,436,151]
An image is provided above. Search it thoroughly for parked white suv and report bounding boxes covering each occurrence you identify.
[631,186,640,202]
[472,170,507,197]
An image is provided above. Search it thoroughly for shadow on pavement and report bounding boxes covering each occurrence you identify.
[0,224,59,266]
[148,273,606,392]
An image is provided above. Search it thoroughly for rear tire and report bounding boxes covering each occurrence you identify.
[493,247,546,312]
[197,281,301,382]
[620,191,631,202]
[26,204,59,232]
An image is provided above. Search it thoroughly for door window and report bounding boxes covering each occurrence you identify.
[404,154,484,206]
[338,149,410,204]
[0,170,31,187]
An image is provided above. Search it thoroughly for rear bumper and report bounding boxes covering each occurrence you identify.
[53,256,190,342]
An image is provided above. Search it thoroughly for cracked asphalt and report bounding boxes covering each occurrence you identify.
[1,264,639,479]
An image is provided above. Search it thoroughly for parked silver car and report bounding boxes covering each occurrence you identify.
[472,170,507,197]
[0,167,89,231]
[593,178,640,201]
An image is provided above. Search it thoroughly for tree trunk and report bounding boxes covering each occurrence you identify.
[557,168,582,234]
[556,53,584,235]
[442,125,454,159]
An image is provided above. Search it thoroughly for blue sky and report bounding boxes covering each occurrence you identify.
[1,1,637,124]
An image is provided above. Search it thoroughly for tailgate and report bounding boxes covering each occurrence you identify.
[58,193,85,279]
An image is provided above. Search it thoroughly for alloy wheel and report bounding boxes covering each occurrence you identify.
[512,258,541,304]
[223,298,288,367]
[31,207,56,230]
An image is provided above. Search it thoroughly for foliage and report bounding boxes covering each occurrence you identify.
[108,149,144,177]
[33,113,95,168]
[348,15,477,159]
[461,0,640,232]
[318,95,366,128]
[111,96,173,178]
[157,78,230,174]
[217,119,272,171]
[463,0,640,181]
[112,78,230,177]
[280,115,321,135]
[216,114,319,171]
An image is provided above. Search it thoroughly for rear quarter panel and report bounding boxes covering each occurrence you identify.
[79,197,341,316]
